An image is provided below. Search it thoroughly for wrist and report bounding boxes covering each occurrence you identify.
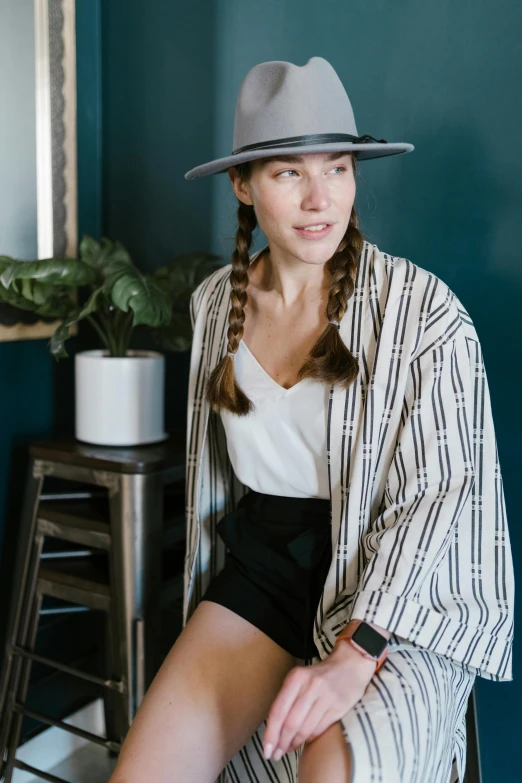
[330,635,378,678]
[334,619,389,674]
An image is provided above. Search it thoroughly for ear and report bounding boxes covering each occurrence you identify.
[228,167,253,206]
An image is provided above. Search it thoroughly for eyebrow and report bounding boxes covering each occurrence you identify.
[264,151,351,165]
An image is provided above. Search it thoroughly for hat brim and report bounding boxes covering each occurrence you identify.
[184,141,414,180]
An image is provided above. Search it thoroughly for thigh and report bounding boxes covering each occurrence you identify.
[109,599,298,783]
[337,646,477,783]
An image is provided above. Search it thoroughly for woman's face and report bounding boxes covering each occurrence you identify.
[228,151,356,266]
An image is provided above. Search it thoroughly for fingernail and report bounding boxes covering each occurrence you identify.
[273,748,284,761]
[264,743,273,759]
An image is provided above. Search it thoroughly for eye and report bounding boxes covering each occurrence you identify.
[277,166,347,178]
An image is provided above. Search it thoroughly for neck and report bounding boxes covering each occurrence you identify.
[251,245,332,308]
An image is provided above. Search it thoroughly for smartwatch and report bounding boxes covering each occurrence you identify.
[335,619,389,673]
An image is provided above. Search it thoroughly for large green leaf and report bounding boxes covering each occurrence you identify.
[148,311,193,352]
[0,280,41,311]
[33,292,78,319]
[6,277,69,310]
[0,276,75,318]
[77,285,106,318]
[0,256,13,273]
[147,254,225,352]
[153,253,223,301]
[48,288,107,359]
[1,240,225,357]
[103,266,172,328]
[0,257,97,289]
[48,307,85,359]
[79,235,133,274]
[18,279,56,306]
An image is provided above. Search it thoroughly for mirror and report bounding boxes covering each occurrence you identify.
[0,0,78,343]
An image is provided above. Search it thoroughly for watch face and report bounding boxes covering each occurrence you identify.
[351,622,388,658]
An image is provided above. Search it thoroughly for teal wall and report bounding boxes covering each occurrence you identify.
[76,0,103,242]
[100,0,217,266]
[0,0,519,777]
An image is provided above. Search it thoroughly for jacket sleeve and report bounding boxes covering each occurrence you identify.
[189,278,208,333]
[189,264,230,333]
[348,295,515,681]
[189,289,197,332]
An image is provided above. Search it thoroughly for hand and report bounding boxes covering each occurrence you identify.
[263,639,377,761]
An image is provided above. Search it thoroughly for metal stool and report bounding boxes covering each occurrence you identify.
[0,434,186,783]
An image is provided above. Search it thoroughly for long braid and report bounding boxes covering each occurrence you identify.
[205,201,257,415]
[205,153,365,415]
[297,209,363,387]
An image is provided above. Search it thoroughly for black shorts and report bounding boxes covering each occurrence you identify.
[201,488,332,663]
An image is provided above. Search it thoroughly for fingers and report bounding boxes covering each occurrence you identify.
[264,669,326,760]
[287,702,329,753]
[263,667,305,759]
[277,690,321,756]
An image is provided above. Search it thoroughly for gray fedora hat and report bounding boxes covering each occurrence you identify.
[184,56,414,180]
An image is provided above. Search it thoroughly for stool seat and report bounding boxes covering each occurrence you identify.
[28,433,186,475]
[0,433,187,783]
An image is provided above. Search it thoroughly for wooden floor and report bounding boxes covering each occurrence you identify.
[10,700,118,783]
[23,744,117,783]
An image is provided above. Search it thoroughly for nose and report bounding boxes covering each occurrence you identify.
[300,176,331,212]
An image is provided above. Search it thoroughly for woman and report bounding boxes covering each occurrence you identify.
[109,57,514,783]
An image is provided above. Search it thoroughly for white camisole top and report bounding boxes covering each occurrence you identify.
[219,339,331,499]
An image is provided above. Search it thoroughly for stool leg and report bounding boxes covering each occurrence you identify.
[0,460,43,721]
[102,608,128,751]
[1,582,44,783]
[0,466,45,774]
[107,471,164,727]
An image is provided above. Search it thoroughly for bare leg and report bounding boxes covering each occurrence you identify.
[109,599,298,783]
[298,720,353,783]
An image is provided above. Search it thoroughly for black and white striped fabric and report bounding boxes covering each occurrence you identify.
[184,240,514,782]
[216,645,476,783]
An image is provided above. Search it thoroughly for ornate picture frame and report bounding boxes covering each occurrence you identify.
[0,0,78,343]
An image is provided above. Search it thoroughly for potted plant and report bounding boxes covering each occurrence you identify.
[0,235,222,446]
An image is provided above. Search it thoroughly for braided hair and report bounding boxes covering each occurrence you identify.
[205,153,365,415]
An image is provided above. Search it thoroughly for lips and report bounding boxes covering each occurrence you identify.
[296,223,331,229]
[294,223,334,239]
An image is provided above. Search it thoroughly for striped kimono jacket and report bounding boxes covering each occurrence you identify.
[183,239,514,783]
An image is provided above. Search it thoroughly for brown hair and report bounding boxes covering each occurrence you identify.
[205,153,366,416]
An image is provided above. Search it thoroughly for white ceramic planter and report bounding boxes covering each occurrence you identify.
[75,350,167,446]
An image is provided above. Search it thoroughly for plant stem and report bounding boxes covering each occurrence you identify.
[97,304,118,355]
[85,315,111,351]
[120,311,135,355]
[89,299,135,357]
[114,309,130,356]
[112,309,122,356]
